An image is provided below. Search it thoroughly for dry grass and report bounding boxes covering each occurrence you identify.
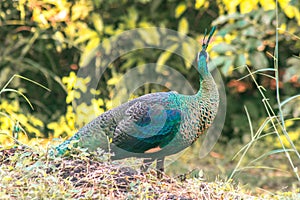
[0,145,257,200]
[1,145,299,199]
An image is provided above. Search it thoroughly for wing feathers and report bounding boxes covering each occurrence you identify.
[112,101,181,153]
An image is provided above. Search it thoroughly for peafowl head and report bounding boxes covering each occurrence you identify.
[197,26,216,79]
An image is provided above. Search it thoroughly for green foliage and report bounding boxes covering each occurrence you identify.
[211,1,300,138]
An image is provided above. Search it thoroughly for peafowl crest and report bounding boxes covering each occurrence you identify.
[52,26,219,178]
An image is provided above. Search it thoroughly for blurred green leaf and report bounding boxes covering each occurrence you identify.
[212,13,244,27]
[235,54,246,67]
[261,10,275,25]
[283,57,300,82]
[245,38,262,51]
[150,0,163,13]
[220,57,234,75]
[211,56,226,67]
[235,20,249,28]
[212,43,236,54]
[242,26,257,37]
[249,51,268,68]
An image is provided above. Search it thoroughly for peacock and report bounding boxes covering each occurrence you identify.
[51,26,219,178]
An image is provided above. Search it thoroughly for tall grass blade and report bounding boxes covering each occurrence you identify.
[1,88,34,110]
[280,94,300,107]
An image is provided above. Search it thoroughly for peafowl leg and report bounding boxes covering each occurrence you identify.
[140,157,155,172]
[156,157,165,178]
[140,157,165,178]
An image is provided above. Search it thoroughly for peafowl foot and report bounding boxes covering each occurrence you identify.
[140,157,154,172]
[140,157,165,178]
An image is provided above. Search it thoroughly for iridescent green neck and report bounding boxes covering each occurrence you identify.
[196,26,217,96]
[197,50,209,80]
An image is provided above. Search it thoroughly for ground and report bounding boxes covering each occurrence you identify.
[0,145,299,199]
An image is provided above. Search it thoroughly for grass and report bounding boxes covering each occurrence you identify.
[0,74,50,110]
[222,1,300,190]
[168,137,300,195]
[1,144,299,199]
[0,146,255,200]
[229,58,300,180]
